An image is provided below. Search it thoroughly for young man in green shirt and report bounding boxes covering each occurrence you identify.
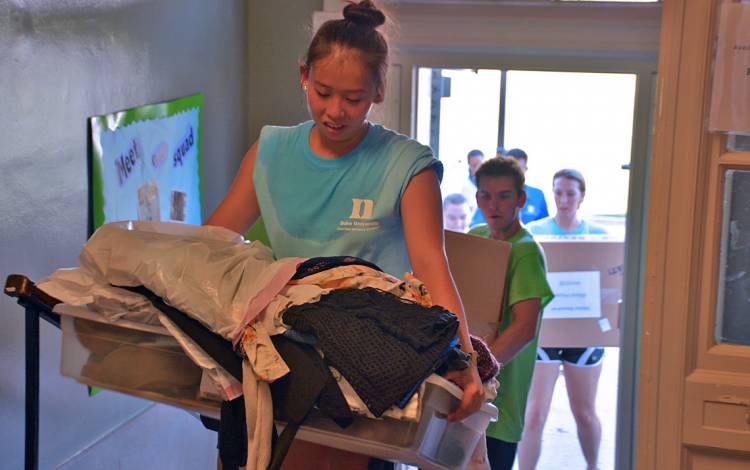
[469,157,554,470]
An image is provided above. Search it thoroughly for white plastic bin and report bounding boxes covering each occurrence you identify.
[292,376,498,470]
[60,314,497,469]
[60,315,222,418]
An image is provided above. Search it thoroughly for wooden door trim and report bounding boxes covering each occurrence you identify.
[636,0,688,465]
[637,0,718,468]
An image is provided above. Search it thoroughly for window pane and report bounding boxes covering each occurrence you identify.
[716,169,750,346]
[727,133,750,153]
[504,70,636,236]
[416,68,501,199]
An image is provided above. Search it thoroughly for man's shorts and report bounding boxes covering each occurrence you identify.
[536,347,604,367]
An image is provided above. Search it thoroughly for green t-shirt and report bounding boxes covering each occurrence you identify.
[468,225,554,442]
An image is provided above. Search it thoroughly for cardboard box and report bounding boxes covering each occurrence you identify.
[538,239,624,347]
[444,230,510,339]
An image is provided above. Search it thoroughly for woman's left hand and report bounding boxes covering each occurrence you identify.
[399,169,486,421]
[444,365,485,422]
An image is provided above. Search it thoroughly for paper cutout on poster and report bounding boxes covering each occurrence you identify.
[709,3,750,132]
[545,271,602,319]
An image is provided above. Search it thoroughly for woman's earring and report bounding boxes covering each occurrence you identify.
[302,82,308,92]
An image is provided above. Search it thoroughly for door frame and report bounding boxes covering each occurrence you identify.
[637,0,750,467]
[398,53,656,470]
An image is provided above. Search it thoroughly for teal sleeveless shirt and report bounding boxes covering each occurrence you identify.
[253,121,443,276]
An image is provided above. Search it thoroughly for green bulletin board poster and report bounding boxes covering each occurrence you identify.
[86,94,202,396]
[88,94,203,235]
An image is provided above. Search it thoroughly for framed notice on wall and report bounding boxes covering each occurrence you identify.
[708,3,750,133]
[88,93,203,235]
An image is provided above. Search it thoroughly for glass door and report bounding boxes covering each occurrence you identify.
[416,67,639,470]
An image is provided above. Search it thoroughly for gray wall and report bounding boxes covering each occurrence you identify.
[247,0,323,140]
[0,1,247,468]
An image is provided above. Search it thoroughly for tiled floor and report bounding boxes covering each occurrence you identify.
[56,404,217,470]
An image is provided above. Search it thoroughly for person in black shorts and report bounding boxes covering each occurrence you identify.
[518,169,607,470]
[537,347,604,368]
[518,346,605,470]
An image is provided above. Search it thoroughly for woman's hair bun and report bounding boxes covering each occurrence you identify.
[343,1,386,28]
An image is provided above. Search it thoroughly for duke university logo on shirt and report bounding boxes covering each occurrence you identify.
[338,198,380,232]
[349,198,374,219]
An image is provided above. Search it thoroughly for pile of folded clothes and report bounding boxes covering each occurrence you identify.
[39,221,499,470]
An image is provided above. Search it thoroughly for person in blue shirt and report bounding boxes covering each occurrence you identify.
[519,168,606,470]
[525,169,607,236]
[461,149,486,227]
[504,148,549,225]
[467,148,486,183]
[208,2,484,468]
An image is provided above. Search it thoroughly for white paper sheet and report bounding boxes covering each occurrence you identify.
[544,271,602,319]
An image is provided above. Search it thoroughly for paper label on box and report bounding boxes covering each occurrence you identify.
[545,271,602,319]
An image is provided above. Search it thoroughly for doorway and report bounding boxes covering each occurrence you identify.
[414,67,649,470]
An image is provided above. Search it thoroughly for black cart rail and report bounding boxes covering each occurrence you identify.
[3,274,230,470]
[5,274,62,470]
